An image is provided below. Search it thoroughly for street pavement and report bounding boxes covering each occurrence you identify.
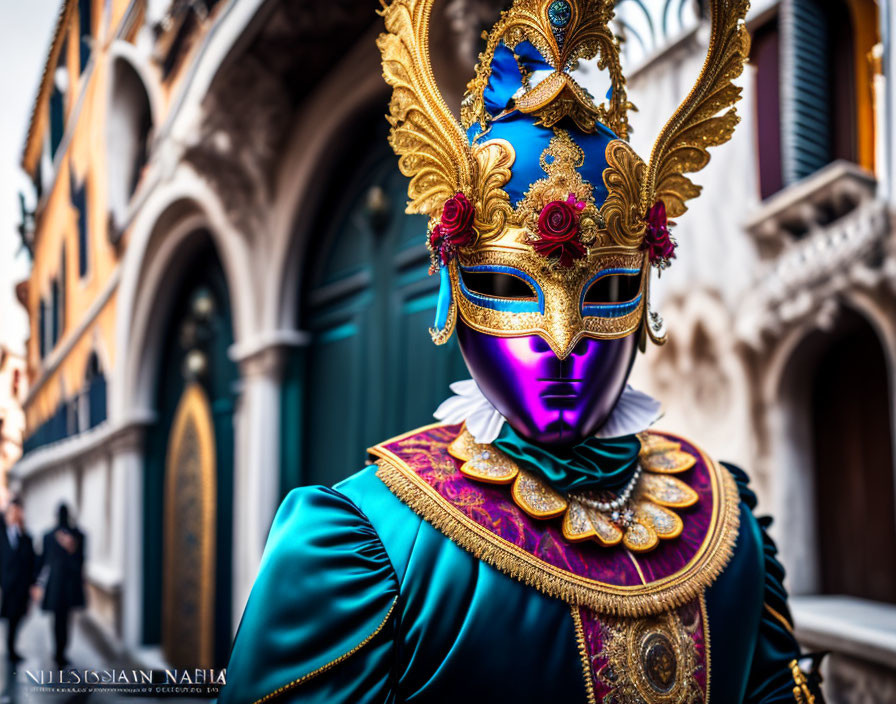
[0,608,160,704]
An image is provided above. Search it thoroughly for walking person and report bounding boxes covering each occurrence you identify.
[39,504,85,668]
[0,496,37,663]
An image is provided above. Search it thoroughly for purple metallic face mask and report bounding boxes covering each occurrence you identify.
[456,321,639,446]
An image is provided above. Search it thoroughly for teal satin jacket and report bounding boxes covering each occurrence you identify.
[220,426,819,703]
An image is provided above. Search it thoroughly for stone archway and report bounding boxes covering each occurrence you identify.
[767,305,896,598]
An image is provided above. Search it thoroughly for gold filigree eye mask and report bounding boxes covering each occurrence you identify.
[450,247,647,359]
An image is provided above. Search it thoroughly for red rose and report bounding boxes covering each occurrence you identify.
[440,193,475,243]
[643,201,677,266]
[534,194,587,267]
[429,193,477,267]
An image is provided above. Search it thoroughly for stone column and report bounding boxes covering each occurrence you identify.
[882,0,896,204]
[111,420,151,652]
[230,338,305,633]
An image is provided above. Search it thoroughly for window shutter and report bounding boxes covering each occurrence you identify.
[780,0,832,185]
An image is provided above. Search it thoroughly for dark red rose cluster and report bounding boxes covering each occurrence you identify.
[533,194,587,267]
[642,201,677,266]
[429,193,477,267]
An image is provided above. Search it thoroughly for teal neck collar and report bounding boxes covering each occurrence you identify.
[493,424,641,494]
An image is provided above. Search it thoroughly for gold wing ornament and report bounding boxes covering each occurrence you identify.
[640,0,752,219]
[378,0,514,238]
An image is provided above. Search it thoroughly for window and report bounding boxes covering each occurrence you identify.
[38,298,47,359]
[71,173,89,278]
[84,352,106,430]
[51,278,60,347]
[107,59,153,232]
[59,244,67,335]
[49,40,67,158]
[751,20,783,199]
[777,0,877,189]
[78,0,92,73]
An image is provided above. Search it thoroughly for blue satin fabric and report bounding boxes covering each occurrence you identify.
[473,112,616,206]
[221,462,809,703]
[493,423,641,492]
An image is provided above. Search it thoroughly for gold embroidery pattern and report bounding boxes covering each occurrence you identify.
[573,597,710,703]
[597,608,705,702]
[371,424,742,618]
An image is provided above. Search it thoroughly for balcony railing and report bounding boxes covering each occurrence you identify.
[21,374,108,455]
[737,161,890,346]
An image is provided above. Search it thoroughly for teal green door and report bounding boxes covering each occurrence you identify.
[282,142,467,490]
[143,243,237,668]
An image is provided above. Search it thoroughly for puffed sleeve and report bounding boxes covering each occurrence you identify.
[724,463,825,704]
[220,485,400,704]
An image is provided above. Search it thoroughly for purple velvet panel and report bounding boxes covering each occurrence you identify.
[379,424,716,588]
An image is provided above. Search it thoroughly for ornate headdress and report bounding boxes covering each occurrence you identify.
[379,0,751,357]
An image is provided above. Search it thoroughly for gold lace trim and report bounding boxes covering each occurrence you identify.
[372,427,741,617]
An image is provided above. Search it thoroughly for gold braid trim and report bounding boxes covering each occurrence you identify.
[790,659,817,704]
[700,590,712,703]
[570,606,598,704]
[250,598,398,704]
[373,431,741,618]
[765,602,795,634]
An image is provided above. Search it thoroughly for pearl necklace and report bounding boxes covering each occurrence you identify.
[574,463,643,515]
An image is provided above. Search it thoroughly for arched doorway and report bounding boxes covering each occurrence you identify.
[809,309,896,602]
[281,124,467,490]
[142,239,238,667]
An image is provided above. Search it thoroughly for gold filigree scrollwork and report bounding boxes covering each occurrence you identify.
[641,0,752,218]
[471,139,516,243]
[462,0,631,138]
[600,139,647,249]
[378,0,478,217]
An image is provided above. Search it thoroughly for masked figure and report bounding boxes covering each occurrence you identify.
[222,1,825,702]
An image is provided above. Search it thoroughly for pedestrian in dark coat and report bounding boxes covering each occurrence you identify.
[0,497,37,662]
[39,504,85,667]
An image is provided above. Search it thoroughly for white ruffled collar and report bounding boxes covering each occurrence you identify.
[433,379,662,444]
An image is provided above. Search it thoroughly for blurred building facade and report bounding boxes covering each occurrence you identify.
[9,0,896,699]
[0,345,27,494]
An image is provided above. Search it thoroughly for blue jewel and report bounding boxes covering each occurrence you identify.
[548,0,571,28]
